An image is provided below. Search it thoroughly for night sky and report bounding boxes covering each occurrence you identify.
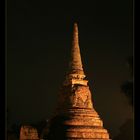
[7,0,133,138]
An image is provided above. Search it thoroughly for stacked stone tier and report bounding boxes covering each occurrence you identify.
[48,107,110,139]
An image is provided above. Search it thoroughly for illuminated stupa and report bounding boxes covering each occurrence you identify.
[47,23,110,140]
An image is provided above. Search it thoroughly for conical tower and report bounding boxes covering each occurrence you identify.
[47,23,110,140]
[63,23,87,86]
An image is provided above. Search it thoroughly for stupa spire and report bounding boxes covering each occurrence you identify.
[64,23,87,86]
[69,23,84,75]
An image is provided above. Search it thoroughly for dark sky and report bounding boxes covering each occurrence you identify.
[7,0,133,138]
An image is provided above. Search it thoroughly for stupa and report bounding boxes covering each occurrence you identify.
[46,23,110,140]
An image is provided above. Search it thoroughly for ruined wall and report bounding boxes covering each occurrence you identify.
[19,125,39,140]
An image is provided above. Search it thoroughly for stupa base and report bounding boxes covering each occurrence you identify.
[47,108,110,140]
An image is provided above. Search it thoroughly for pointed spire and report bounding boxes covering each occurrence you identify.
[68,23,84,75]
[63,23,87,86]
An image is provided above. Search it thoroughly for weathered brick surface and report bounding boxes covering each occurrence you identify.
[47,86,110,139]
[19,126,39,140]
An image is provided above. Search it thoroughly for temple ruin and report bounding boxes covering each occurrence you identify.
[19,23,111,140]
[46,23,111,140]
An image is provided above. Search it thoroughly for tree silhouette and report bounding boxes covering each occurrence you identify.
[121,56,133,106]
[114,56,134,140]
